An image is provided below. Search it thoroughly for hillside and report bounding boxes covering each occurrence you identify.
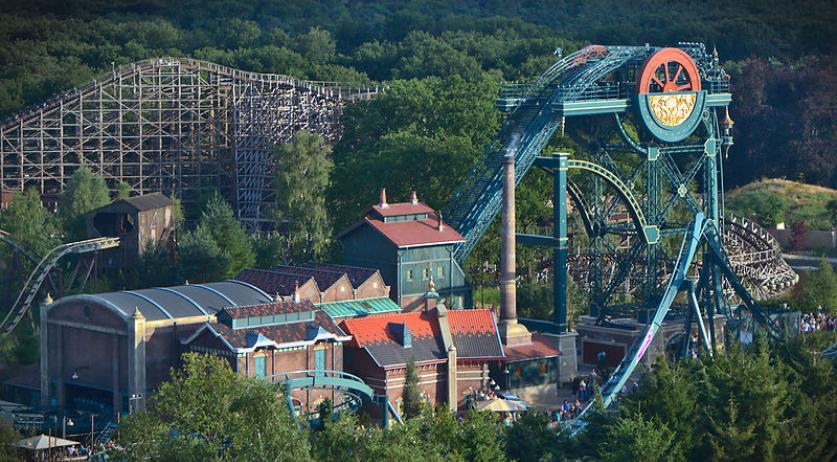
[726,179,837,229]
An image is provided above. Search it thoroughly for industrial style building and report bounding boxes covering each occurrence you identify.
[41,280,272,415]
[86,193,175,269]
[181,300,351,415]
[339,289,504,412]
[337,190,471,311]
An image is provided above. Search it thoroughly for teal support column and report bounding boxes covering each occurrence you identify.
[554,153,569,333]
[381,396,390,428]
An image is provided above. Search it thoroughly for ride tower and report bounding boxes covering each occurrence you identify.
[444,43,795,354]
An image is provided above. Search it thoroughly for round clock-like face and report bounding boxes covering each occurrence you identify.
[635,48,705,142]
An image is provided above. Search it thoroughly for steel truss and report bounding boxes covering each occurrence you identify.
[0,58,376,229]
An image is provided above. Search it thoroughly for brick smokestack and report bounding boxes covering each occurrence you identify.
[500,154,517,324]
[499,153,531,345]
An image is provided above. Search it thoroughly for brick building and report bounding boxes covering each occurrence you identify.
[41,281,272,415]
[181,301,351,415]
[236,264,400,320]
[337,190,471,310]
[339,293,504,412]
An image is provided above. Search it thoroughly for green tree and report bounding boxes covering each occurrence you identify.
[794,258,837,314]
[119,353,310,461]
[178,226,229,284]
[827,199,837,228]
[251,232,287,269]
[401,357,422,419]
[195,193,254,277]
[116,181,131,199]
[273,131,333,262]
[598,413,683,462]
[293,26,336,63]
[0,417,21,462]
[0,188,60,256]
[58,166,111,241]
[505,411,556,461]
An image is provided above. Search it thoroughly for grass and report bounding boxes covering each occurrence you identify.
[726,178,837,229]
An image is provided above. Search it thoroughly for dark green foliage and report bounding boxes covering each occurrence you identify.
[330,75,500,230]
[251,232,287,269]
[793,258,837,314]
[58,166,111,241]
[194,193,255,277]
[178,226,229,284]
[599,413,683,462]
[725,189,788,226]
[116,181,131,199]
[504,412,558,461]
[401,357,421,419]
[118,353,311,461]
[0,188,61,256]
[273,131,333,262]
[0,418,21,462]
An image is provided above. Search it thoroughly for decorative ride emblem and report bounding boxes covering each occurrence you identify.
[635,47,706,142]
[648,93,697,127]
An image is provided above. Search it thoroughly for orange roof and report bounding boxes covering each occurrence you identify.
[448,309,498,335]
[363,213,464,248]
[341,310,440,347]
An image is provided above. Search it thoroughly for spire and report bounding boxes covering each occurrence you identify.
[132,306,144,320]
[44,293,53,305]
[428,274,436,293]
[293,280,301,303]
[379,188,388,208]
[712,45,719,60]
[722,107,734,127]
[410,191,418,205]
[437,211,444,232]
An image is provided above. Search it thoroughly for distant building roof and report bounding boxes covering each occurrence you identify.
[503,333,561,362]
[340,308,503,368]
[219,300,317,319]
[304,263,380,289]
[236,268,318,296]
[49,280,271,322]
[270,265,347,290]
[316,296,401,319]
[370,202,435,218]
[338,209,464,249]
[117,192,173,211]
[186,307,348,352]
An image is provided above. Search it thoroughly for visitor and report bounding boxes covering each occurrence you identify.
[579,379,587,401]
[562,399,569,415]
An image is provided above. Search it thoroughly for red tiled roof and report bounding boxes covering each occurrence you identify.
[448,309,498,336]
[304,263,380,289]
[236,268,317,296]
[270,265,348,291]
[340,310,440,347]
[503,333,561,362]
[363,213,464,248]
[371,202,435,218]
[220,301,317,320]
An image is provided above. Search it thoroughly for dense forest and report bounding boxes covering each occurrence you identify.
[1,0,836,189]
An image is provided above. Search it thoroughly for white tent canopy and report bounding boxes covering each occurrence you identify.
[17,434,80,450]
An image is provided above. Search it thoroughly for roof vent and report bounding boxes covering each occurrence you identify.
[379,188,388,208]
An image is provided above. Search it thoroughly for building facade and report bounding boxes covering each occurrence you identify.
[337,190,471,311]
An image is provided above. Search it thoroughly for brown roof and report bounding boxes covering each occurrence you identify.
[236,268,317,296]
[363,213,464,248]
[219,301,317,320]
[270,265,348,290]
[119,192,172,211]
[209,310,345,349]
[503,333,561,362]
[304,263,380,288]
[371,202,435,218]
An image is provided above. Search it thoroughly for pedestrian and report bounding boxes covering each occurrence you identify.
[579,379,587,401]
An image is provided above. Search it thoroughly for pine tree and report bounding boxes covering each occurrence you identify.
[178,225,229,283]
[58,166,111,241]
[273,131,333,263]
[196,193,254,277]
[402,356,422,419]
[795,258,837,314]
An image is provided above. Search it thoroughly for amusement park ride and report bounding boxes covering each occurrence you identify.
[0,42,798,427]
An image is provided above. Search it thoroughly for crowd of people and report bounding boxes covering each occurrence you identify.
[800,311,836,333]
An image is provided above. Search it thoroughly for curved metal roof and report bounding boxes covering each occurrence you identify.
[50,280,271,322]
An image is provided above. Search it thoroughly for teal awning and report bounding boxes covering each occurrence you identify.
[317,297,401,319]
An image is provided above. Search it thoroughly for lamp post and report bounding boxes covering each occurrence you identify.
[90,413,96,451]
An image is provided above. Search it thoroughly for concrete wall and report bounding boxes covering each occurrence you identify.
[769,227,836,250]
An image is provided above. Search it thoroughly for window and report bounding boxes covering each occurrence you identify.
[437,266,445,280]
[253,355,266,378]
[422,268,430,280]
[406,270,414,281]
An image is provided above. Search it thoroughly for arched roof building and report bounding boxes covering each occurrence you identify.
[41,281,272,415]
